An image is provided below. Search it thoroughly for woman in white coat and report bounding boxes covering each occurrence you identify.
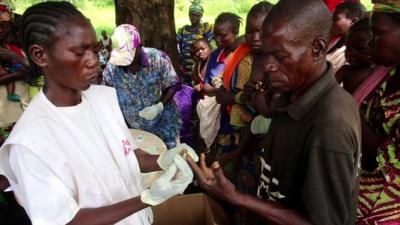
[0,2,197,225]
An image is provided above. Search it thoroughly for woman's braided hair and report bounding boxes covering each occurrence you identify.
[21,1,88,84]
[215,12,242,35]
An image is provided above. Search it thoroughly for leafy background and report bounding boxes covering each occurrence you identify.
[14,0,373,38]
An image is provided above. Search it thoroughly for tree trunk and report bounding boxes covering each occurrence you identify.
[114,0,180,72]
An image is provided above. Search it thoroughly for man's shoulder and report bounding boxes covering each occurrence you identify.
[308,86,361,152]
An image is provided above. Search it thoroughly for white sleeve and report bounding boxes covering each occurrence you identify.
[9,145,80,225]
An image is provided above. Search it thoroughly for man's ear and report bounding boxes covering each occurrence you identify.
[311,37,327,60]
[29,44,48,68]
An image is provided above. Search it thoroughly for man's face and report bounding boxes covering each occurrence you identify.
[259,22,315,92]
[332,12,353,36]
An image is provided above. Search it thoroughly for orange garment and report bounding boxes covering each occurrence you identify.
[222,43,252,91]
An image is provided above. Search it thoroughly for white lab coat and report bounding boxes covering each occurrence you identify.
[0,85,153,225]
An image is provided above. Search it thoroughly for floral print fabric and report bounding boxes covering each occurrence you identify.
[103,47,182,148]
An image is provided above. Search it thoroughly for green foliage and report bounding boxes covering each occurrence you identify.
[15,0,374,38]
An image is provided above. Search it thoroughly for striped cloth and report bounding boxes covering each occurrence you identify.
[357,67,400,224]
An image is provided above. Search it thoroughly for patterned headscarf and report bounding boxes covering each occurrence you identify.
[109,24,141,66]
[0,0,14,22]
[373,0,400,13]
[189,0,204,15]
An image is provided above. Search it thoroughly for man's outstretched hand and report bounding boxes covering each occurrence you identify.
[186,153,238,203]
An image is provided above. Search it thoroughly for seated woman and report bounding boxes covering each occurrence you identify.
[0,2,197,225]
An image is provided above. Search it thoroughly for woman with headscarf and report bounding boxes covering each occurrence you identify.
[176,0,214,85]
[103,24,182,149]
[356,1,400,224]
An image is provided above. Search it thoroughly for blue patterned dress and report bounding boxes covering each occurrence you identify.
[103,47,182,148]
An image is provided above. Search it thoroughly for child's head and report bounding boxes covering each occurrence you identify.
[332,2,366,37]
[245,1,273,53]
[214,12,242,50]
[345,17,373,67]
[190,38,211,63]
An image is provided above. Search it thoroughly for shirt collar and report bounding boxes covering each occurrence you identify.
[286,63,336,120]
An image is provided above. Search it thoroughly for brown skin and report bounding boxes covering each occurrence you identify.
[0,21,11,44]
[337,65,376,94]
[188,18,329,225]
[242,54,271,116]
[190,40,211,90]
[189,11,202,28]
[336,27,374,93]
[332,12,356,38]
[213,21,237,54]
[261,22,327,103]
[370,12,400,67]
[245,13,266,54]
[29,17,162,225]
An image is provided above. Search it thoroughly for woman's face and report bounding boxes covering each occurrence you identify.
[41,18,99,93]
[191,41,211,62]
[189,11,202,26]
[370,12,400,67]
[214,21,236,50]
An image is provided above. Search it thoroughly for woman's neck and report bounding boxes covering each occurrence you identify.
[43,85,82,107]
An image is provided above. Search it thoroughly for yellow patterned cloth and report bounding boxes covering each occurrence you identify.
[373,0,400,13]
[230,53,254,128]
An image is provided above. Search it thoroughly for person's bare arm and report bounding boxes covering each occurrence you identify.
[161,84,179,106]
[67,197,149,225]
[203,83,218,96]
[0,48,29,67]
[0,70,26,85]
[134,148,162,173]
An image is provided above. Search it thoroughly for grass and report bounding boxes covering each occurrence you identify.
[15,0,374,38]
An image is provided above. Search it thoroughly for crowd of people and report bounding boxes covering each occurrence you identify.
[0,0,400,224]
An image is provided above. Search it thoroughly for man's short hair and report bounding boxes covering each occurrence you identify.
[263,0,332,43]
